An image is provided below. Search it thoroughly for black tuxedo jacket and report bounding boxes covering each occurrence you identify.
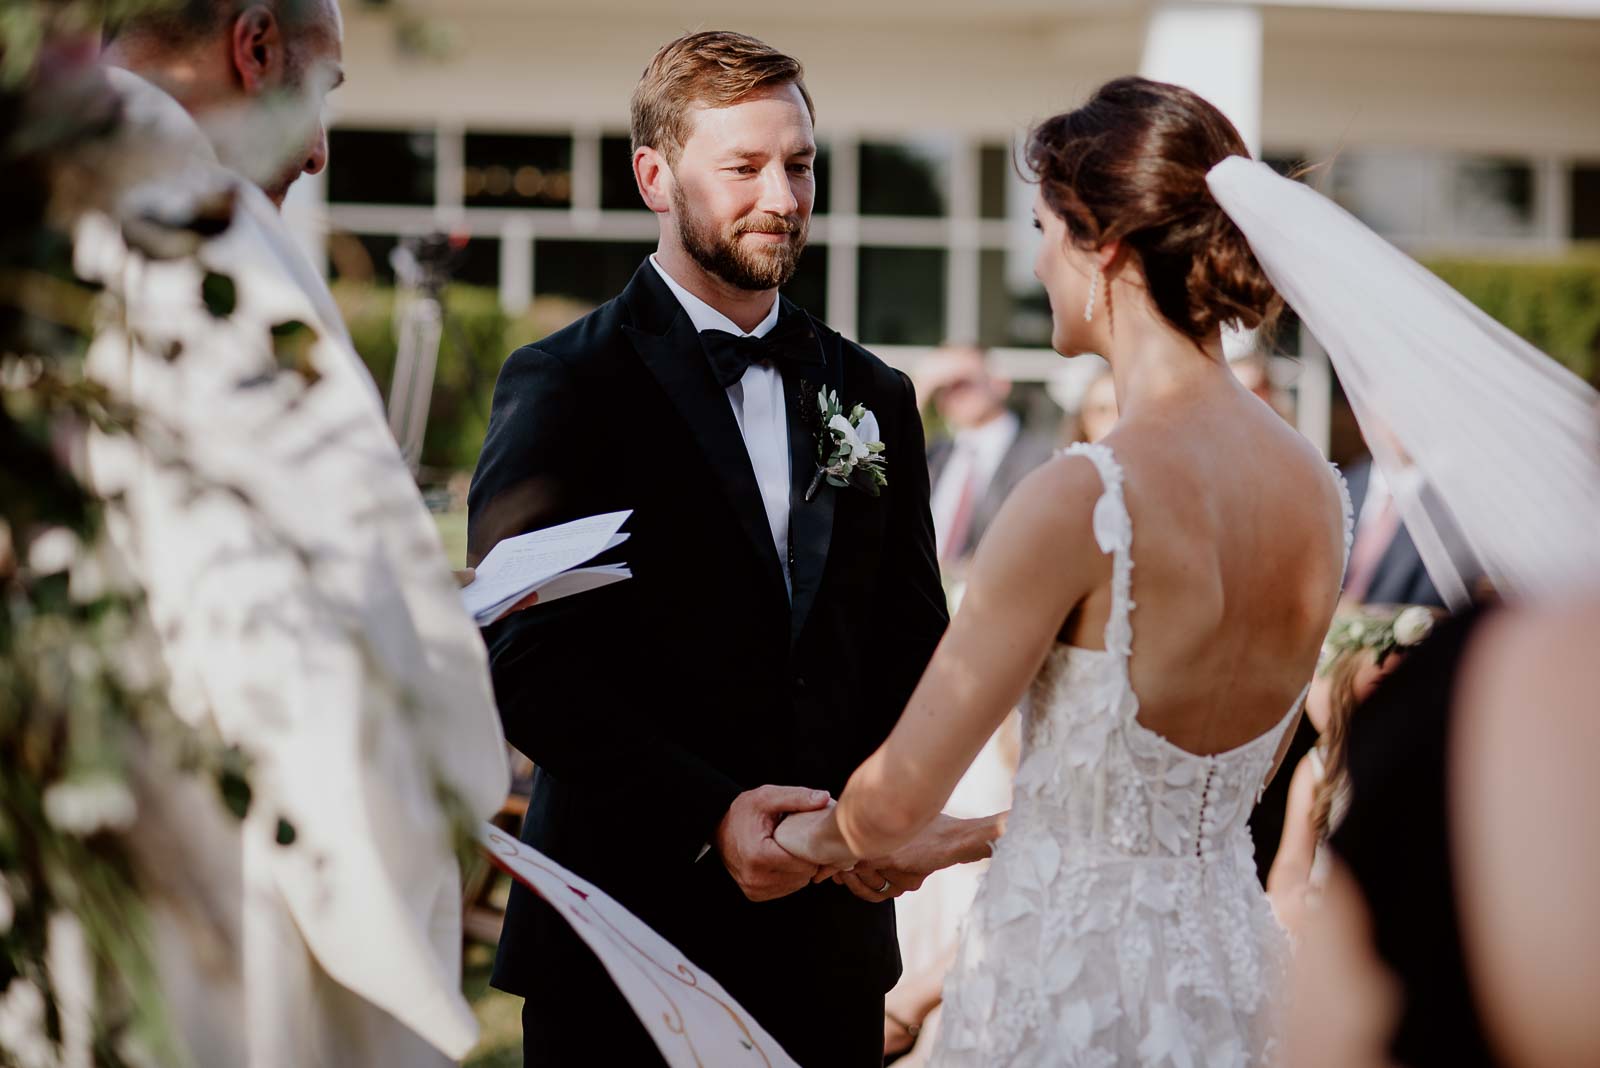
[467,261,948,1046]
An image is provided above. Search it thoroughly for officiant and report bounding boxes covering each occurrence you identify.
[83,4,511,1064]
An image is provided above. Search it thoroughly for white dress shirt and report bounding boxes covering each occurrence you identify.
[930,410,1021,559]
[649,255,792,596]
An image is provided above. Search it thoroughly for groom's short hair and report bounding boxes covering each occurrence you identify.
[631,31,815,164]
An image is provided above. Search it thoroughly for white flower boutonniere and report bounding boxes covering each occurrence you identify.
[804,388,888,500]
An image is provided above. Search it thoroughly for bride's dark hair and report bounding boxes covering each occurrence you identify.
[1026,76,1281,343]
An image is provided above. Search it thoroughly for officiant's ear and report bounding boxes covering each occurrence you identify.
[230,5,288,94]
[633,145,674,215]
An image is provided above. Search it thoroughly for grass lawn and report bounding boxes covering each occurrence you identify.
[464,878,524,1067]
[438,507,521,1063]
[436,509,470,570]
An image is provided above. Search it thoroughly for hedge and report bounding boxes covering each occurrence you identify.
[332,283,591,477]
[1422,247,1600,387]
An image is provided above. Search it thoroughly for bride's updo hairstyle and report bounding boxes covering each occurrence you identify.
[1026,77,1281,342]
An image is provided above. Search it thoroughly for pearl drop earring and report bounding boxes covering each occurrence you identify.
[1083,266,1101,324]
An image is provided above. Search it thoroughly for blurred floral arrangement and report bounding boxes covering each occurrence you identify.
[0,6,251,1064]
[2,3,475,1064]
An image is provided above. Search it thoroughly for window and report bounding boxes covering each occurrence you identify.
[533,240,656,306]
[463,133,572,208]
[860,140,950,217]
[1569,164,1600,240]
[979,249,1050,348]
[1451,158,1534,238]
[1327,150,1435,238]
[1263,153,1313,180]
[1326,150,1538,242]
[810,143,832,217]
[327,128,436,206]
[453,238,501,288]
[601,135,646,212]
[859,247,945,344]
[979,143,1011,221]
[783,244,828,320]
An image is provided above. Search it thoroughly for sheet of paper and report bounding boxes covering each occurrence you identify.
[478,823,800,1067]
[461,510,632,622]
[474,565,632,623]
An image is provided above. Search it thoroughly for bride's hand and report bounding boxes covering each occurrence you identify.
[773,804,855,869]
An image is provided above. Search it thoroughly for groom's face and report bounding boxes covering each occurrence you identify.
[667,83,816,291]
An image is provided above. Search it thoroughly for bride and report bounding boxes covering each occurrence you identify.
[777,76,1352,1065]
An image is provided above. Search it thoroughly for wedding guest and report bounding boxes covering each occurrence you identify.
[78,4,511,1064]
[1289,597,1600,1068]
[921,345,1057,574]
[1266,605,1437,935]
[1252,437,1451,885]
[1341,453,1447,609]
[1075,366,1119,443]
[1045,356,1117,445]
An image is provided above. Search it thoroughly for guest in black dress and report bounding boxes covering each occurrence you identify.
[1288,599,1600,1068]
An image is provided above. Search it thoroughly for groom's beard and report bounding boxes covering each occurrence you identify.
[672,185,807,292]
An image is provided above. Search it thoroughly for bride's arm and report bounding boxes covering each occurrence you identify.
[776,455,1109,867]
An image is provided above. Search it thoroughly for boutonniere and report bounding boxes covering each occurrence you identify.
[804,387,888,501]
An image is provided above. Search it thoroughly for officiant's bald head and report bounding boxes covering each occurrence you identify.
[104,0,345,206]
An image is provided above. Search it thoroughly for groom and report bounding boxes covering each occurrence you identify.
[468,30,948,1067]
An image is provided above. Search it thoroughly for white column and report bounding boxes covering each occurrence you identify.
[572,126,602,233]
[826,135,860,340]
[500,216,534,315]
[946,138,981,345]
[435,121,464,227]
[1536,156,1571,251]
[1140,3,1264,157]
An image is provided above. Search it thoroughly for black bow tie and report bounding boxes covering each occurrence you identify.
[699,311,823,389]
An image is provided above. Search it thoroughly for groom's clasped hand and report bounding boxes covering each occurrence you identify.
[713,785,834,902]
[719,786,937,904]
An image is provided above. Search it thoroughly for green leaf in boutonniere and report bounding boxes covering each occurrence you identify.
[805,387,888,501]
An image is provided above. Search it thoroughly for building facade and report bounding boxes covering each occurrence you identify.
[293,0,1600,449]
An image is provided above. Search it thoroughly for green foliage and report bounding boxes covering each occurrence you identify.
[270,318,321,384]
[332,283,591,477]
[1422,248,1600,387]
[200,270,236,318]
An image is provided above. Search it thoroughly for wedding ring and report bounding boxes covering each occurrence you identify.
[876,878,892,893]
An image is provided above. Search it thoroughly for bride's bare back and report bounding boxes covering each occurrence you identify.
[1063,373,1346,755]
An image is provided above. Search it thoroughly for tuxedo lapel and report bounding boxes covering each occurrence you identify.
[621,265,788,602]
[784,306,842,647]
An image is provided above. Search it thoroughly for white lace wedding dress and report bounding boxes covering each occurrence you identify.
[929,442,1352,1068]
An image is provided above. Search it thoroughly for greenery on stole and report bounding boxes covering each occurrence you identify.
[1,3,479,1062]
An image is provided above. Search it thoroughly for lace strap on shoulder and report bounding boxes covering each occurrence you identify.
[1330,462,1356,571]
[1059,441,1134,657]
